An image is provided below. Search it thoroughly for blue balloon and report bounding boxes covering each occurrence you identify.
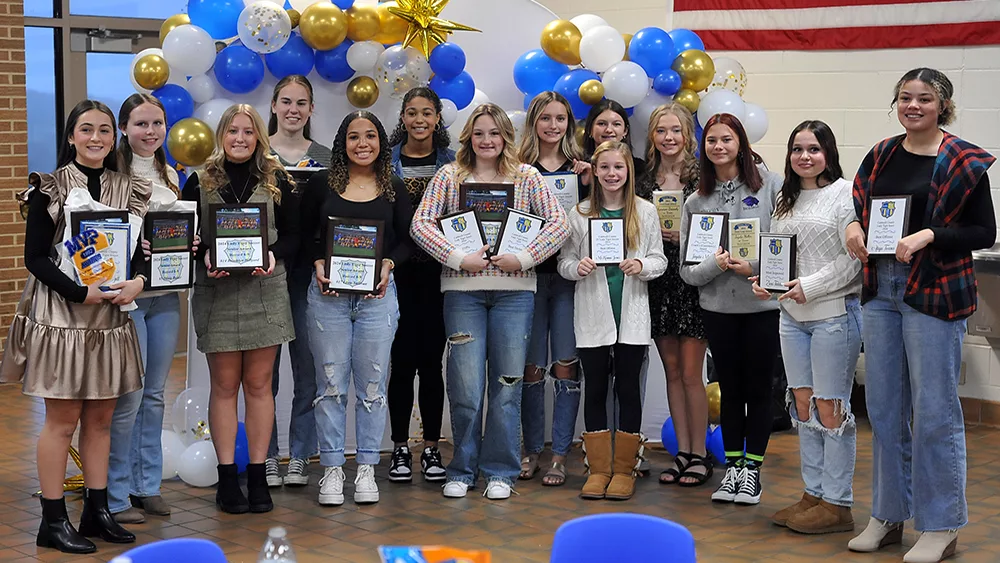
[266,34,315,79]
[629,27,676,78]
[668,28,705,53]
[214,43,266,94]
[661,417,679,456]
[428,42,466,80]
[553,68,599,120]
[152,84,194,127]
[430,70,475,110]
[523,92,534,111]
[188,0,244,40]
[706,426,726,464]
[653,69,682,96]
[234,422,250,474]
[693,113,704,156]
[513,49,569,97]
[314,40,355,83]
[332,0,355,7]
[626,107,634,117]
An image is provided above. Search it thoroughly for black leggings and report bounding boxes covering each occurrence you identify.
[579,343,646,433]
[701,310,780,462]
[387,261,446,444]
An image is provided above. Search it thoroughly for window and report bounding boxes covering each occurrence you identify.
[86,53,136,120]
[26,27,58,174]
[25,0,55,18]
[69,0,189,19]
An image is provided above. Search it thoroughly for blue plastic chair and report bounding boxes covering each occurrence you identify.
[119,538,228,563]
[550,513,696,563]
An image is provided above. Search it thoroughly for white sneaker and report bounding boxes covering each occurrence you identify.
[283,457,309,487]
[711,465,742,503]
[848,517,904,552]
[265,457,282,488]
[442,480,469,498]
[903,530,958,563]
[318,466,345,506]
[354,464,379,504]
[484,481,512,500]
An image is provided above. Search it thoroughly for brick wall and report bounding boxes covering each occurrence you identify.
[0,0,25,349]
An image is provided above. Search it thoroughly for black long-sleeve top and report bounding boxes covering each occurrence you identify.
[24,162,145,303]
[300,170,414,268]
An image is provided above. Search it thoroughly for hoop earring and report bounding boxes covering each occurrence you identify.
[435,122,442,131]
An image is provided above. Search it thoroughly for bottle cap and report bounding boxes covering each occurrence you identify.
[269,526,288,538]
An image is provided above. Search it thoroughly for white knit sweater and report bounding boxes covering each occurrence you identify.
[131,154,182,298]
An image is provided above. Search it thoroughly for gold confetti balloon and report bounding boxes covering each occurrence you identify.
[237,0,293,55]
[707,56,748,97]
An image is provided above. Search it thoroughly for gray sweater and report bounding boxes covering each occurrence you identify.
[679,171,783,314]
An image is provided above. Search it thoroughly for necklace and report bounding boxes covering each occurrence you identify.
[473,170,501,183]
[229,173,254,203]
[349,178,376,190]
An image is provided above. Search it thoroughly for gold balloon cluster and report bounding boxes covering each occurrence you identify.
[133,54,170,90]
[540,19,582,65]
[347,4,380,41]
[347,76,379,108]
[167,118,215,167]
[706,382,721,425]
[671,49,716,92]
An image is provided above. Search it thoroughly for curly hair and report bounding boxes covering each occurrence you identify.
[327,111,395,202]
[388,87,451,150]
[200,104,287,203]
[892,67,956,126]
[645,102,699,185]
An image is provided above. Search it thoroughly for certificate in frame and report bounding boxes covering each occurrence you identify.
[493,208,545,257]
[683,212,729,264]
[758,233,797,292]
[866,195,912,255]
[459,183,514,250]
[207,203,269,272]
[588,217,626,266]
[324,217,384,294]
[143,211,195,290]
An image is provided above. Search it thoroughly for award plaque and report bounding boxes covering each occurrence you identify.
[459,183,514,250]
[438,209,487,256]
[324,217,384,294]
[542,172,579,212]
[867,195,911,255]
[70,210,131,288]
[730,217,760,260]
[684,212,729,264]
[759,233,797,292]
[284,166,324,185]
[588,217,626,266]
[652,190,684,232]
[144,211,195,290]
[494,208,544,257]
[208,203,269,272]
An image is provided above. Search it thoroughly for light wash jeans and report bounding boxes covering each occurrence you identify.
[522,274,580,457]
[779,297,862,507]
[109,293,181,513]
[444,290,534,488]
[308,277,398,467]
[864,259,968,531]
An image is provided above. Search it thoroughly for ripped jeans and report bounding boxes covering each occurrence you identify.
[778,297,862,506]
[307,277,399,467]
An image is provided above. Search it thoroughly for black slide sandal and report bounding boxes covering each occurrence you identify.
[659,452,692,485]
[677,454,714,487]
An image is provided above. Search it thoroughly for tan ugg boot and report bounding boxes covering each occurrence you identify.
[786,499,855,534]
[580,430,613,500]
[772,492,821,527]
[605,431,644,500]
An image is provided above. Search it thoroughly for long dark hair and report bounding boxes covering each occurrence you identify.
[388,87,451,150]
[582,99,631,156]
[327,111,395,202]
[117,93,178,194]
[698,113,761,196]
[268,74,315,139]
[774,120,843,218]
[57,100,118,170]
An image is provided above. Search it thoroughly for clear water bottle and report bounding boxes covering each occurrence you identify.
[257,526,297,563]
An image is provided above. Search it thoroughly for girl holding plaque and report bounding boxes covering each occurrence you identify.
[558,141,666,501]
[410,103,570,501]
[1,100,150,553]
[678,113,783,506]
[843,69,996,562]
[636,103,711,487]
[182,104,299,515]
[386,87,455,485]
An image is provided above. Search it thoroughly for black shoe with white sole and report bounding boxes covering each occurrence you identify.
[388,446,413,482]
[734,466,762,505]
[711,465,742,503]
[421,446,447,482]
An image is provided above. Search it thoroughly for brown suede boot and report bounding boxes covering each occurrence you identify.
[580,430,613,500]
[772,492,821,527]
[787,499,855,534]
[605,431,644,501]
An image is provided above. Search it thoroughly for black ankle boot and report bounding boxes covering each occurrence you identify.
[78,488,136,543]
[216,463,249,514]
[246,463,273,513]
[36,497,97,554]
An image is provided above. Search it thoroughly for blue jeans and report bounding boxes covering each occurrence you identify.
[523,274,580,457]
[308,277,398,467]
[779,297,862,507]
[864,259,968,531]
[109,293,181,512]
[444,290,534,488]
[269,265,318,460]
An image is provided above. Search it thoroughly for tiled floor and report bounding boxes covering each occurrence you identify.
[1,357,998,562]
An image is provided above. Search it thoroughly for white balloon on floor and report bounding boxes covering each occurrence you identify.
[177,441,219,487]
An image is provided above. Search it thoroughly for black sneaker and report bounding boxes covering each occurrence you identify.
[421,446,447,482]
[711,465,741,503]
[734,466,762,505]
[388,446,413,482]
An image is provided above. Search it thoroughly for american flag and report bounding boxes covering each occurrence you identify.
[672,0,1000,51]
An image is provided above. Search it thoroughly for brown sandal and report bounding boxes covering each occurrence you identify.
[541,462,567,486]
[518,454,539,480]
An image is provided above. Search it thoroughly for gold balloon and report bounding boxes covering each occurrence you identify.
[346,5,380,42]
[706,382,721,425]
[671,49,716,92]
[673,89,700,114]
[346,76,379,108]
[622,33,633,61]
[299,2,349,51]
[540,19,582,66]
[167,118,215,167]
[287,9,301,29]
[133,54,170,91]
[159,13,190,46]
[575,124,587,149]
[373,1,408,45]
[578,79,605,106]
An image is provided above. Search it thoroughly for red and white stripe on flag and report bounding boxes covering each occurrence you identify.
[672,0,1000,51]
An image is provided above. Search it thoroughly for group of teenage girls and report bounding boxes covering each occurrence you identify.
[1,65,992,563]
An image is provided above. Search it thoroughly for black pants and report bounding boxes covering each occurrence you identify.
[388,261,446,443]
[579,343,646,433]
[702,309,780,461]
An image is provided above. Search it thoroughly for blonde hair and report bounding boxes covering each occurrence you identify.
[454,103,522,184]
[201,104,288,203]
[646,103,699,184]
[582,141,641,251]
[517,92,583,165]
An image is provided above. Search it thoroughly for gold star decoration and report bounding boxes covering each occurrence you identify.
[387,0,480,59]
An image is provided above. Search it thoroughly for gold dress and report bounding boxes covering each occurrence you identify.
[0,165,150,399]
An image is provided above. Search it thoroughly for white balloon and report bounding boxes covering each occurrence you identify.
[195,98,238,132]
[347,41,384,73]
[698,89,746,129]
[570,14,609,36]
[632,90,673,135]
[171,386,211,445]
[160,430,186,480]
[453,101,477,132]
[579,26,625,73]
[742,102,769,144]
[440,98,458,127]
[601,61,649,108]
[162,25,217,77]
[177,441,219,488]
[506,110,527,143]
[471,88,490,107]
[187,74,217,104]
[238,1,292,55]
